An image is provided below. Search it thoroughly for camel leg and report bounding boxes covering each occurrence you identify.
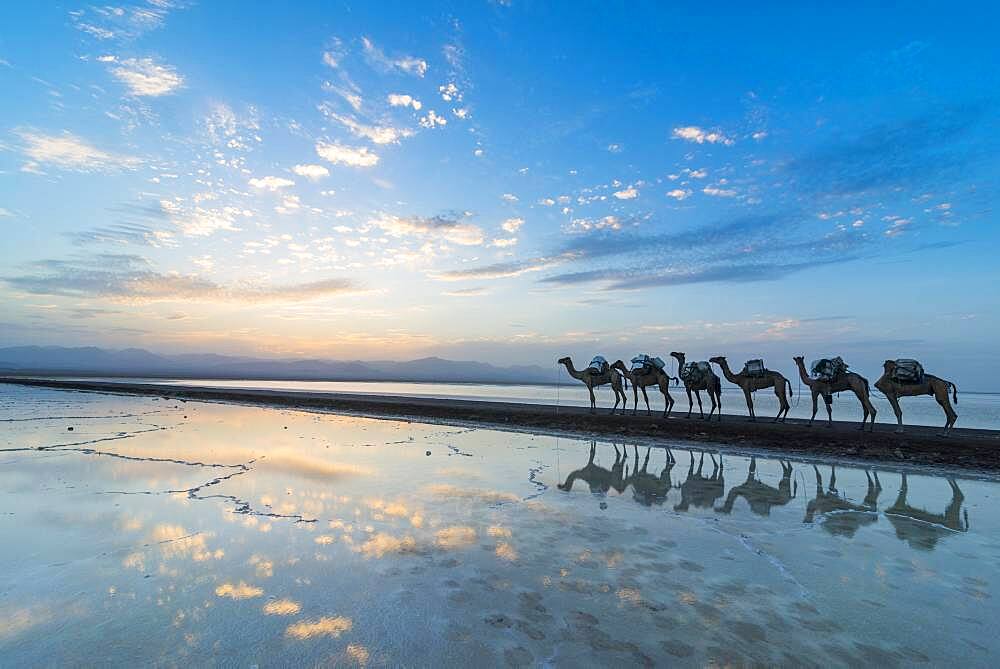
[933,389,957,435]
[808,389,819,427]
[744,388,755,422]
[695,390,704,419]
[631,383,640,417]
[662,383,673,419]
[772,385,784,423]
[588,385,597,414]
[866,397,878,432]
[714,389,722,422]
[611,387,621,415]
[823,393,833,428]
[685,387,694,419]
[641,387,652,416]
[886,394,904,433]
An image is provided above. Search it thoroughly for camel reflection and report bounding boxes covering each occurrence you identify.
[885,474,969,551]
[716,457,796,516]
[556,444,973,552]
[557,442,628,496]
[804,466,881,537]
[626,446,676,506]
[673,451,725,512]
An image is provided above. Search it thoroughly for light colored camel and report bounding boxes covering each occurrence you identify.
[716,457,796,516]
[874,360,958,434]
[670,351,722,421]
[557,442,629,495]
[710,356,793,422]
[885,474,968,550]
[611,359,678,418]
[557,357,628,415]
[793,356,877,431]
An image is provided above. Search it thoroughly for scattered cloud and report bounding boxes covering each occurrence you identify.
[501,193,518,203]
[387,93,422,110]
[432,254,573,281]
[292,164,329,180]
[159,199,248,237]
[325,112,414,144]
[316,141,379,167]
[671,126,734,146]
[613,186,638,200]
[443,287,488,297]
[371,213,484,246]
[501,217,524,233]
[249,176,295,191]
[362,37,427,77]
[15,129,140,173]
[607,143,623,153]
[3,254,361,303]
[108,57,183,96]
[419,110,447,128]
[703,186,737,197]
[666,188,691,200]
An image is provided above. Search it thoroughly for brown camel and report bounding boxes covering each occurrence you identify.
[884,474,968,551]
[611,359,678,418]
[670,351,722,420]
[557,357,628,414]
[716,457,796,516]
[709,356,792,422]
[874,360,958,434]
[793,356,877,431]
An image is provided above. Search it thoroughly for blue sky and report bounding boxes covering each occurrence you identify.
[1,2,998,387]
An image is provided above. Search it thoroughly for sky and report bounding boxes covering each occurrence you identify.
[1,2,998,387]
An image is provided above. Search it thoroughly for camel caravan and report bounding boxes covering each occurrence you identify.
[558,353,960,433]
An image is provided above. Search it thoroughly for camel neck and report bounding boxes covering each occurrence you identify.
[795,360,814,386]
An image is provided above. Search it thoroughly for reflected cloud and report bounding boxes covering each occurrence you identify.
[435,525,476,549]
[215,582,264,599]
[285,616,353,639]
[263,599,302,616]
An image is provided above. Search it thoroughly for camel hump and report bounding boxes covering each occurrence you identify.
[891,359,925,384]
[743,359,766,377]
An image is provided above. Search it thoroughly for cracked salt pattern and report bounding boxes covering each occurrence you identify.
[2,383,1000,666]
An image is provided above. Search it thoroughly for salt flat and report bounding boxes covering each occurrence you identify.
[2,383,999,666]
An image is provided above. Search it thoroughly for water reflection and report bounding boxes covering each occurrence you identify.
[558,443,972,551]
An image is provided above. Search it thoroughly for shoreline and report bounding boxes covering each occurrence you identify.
[5,376,1000,474]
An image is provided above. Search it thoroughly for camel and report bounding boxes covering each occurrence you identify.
[669,352,722,420]
[803,466,881,538]
[716,457,796,516]
[874,360,958,434]
[557,442,629,495]
[611,359,678,418]
[709,356,793,422]
[557,357,628,414]
[625,446,676,507]
[884,474,968,551]
[793,356,877,431]
[674,450,725,512]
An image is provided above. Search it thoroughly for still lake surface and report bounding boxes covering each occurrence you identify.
[2,383,999,666]
[52,376,1000,430]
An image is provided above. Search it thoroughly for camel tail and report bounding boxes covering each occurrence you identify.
[622,373,628,391]
[787,376,793,398]
[863,376,871,397]
[951,381,958,405]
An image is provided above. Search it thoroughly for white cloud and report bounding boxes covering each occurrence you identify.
[387,93,422,110]
[0,207,13,217]
[452,107,470,119]
[322,51,340,69]
[501,217,524,233]
[275,195,301,215]
[688,168,708,178]
[501,193,518,203]
[473,148,484,157]
[490,237,518,248]
[160,200,249,237]
[607,143,622,153]
[672,126,734,146]
[362,37,427,77]
[109,57,183,96]
[613,186,638,200]
[316,141,379,168]
[567,216,622,233]
[16,129,140,173]
[419,110,447,128]
[432,255,571,281]
[537,198,555,206]
[326,113,413,145]
[666,188,692,200]
[702,186,737,197]
[372,213,484,246]
[249,176,295,191]
[439,83,461,101]
[752,131,768,141]
[292,164,330,180]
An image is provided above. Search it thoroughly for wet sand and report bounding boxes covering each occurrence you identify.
[5,377,999,473]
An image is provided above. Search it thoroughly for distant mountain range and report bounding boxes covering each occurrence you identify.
[0,346,554,385]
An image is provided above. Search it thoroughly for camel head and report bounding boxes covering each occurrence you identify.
[611,359,627,371]
[793,356,804,364]
[709,356,726,365]
[669,351,684,361]
[557,356,571,365]
[883,359,896,373]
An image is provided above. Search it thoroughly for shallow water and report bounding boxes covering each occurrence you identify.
[42,376,1000,430]
[2,383,999,666]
